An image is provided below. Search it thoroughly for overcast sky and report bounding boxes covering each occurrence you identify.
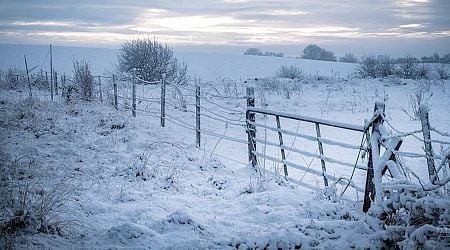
[0,0,449,56]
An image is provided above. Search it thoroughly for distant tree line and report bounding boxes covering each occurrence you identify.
[301,44,337,62]
[243,48,284,57]
[357,54,449,80]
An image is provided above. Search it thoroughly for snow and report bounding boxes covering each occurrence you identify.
[0,44,356,81]
[1,44,450,248]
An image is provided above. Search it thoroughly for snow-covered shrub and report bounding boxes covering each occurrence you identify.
[0,67,24,89]
[397,55,418,79]
[366,180,450,248]
[276,65,304,79]
[117,37,189,85]
[72,58,94,101]
[28,71,49,90]
[435,63,449,80]
[0,157,74,244]
[255,77,303,99]
[357,55,378,78]
[376,55,395,78]
[416,63,430,79]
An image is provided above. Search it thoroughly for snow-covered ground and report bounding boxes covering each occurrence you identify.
[1,44,449,248]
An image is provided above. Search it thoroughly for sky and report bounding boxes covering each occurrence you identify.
[0,0,449,57]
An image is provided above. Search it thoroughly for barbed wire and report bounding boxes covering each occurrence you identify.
[135,76,160,85]
[430,127,450,137]
[200,105,245,124]
[201,97,245,113]
[200,129,248,145]
[200,112,246,127]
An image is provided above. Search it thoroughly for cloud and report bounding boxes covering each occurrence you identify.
[0,0,448,52]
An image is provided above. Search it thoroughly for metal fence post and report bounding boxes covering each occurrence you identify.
[160,73,166,127]
[196,85,201,147]
[419,104,436,183]
[54,72,58,97]
[363,101,385,213]
[275,115,288,176]
[315,123,328,187]
[246,87,257,167]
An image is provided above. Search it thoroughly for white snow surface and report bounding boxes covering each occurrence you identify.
[1,90,370,249]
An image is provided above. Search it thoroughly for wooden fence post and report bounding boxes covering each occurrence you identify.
[62,74,66,101]
[54,72,58,97]
[24,55,32,98]
[419,104,436,183]
[50,44,53,102]
[246,87,257,167]
[50,73,53,101]
[98,76,103,103]
[363,101,385,213]
[315,123,328,187]
[132,70,136,117]
[45,72,50,100]
[195,85,201,147]
[160,73,166,127]
[113,75,118,110]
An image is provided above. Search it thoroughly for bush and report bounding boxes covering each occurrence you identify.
[276,65,304,79]
[376,55,395,77]
[118,37,188,85]
[357,55,378,78]
[416,63,430,79]
[366,181,450,249]
[435,63,449,80]
[0,157,74,244]
[72,58,94,101]
[339,53,358,63]
[397,55,417,79]
[0,67,24,89]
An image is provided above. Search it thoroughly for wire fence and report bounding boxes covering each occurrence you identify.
[14,69,450,211]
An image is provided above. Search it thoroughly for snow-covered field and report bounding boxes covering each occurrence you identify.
[1,44,449,249]
[0,44,356,80]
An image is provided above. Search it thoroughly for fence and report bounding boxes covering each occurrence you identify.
[14,70,450,212]
[246,99,450,212]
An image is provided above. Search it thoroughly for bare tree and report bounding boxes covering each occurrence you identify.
[117,38,189,85]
